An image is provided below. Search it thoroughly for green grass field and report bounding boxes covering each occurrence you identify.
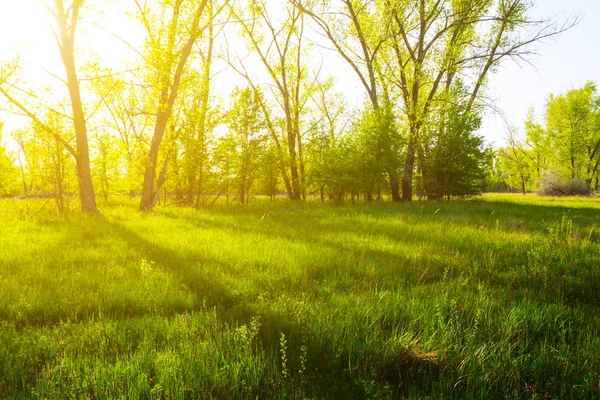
[1,194,600,399]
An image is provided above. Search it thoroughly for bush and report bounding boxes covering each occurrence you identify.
[536,171,593,196]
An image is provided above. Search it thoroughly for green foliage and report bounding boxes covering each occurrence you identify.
[495,82,600,194]
[226,86,268,204]
[91,132,122,202]
[497,141,534,195]
[421,95,488,199]
[307,104,401,201]
[545,82,600,181]
[0,125,19,195]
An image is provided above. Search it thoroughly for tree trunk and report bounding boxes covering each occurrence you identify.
[297,128,307,200]
[17,154,27,195]
[139,0,206,211]
[140,112,168,211]
[102,157,109,202]
[285,116,301,200]
[56,3,98,214]
[401,131,417,202]
[240,180,245,205]
[54,144,65,215]
[389,171,401,202]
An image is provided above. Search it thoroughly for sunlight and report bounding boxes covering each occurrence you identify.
[0,1,56,68]
[0,1,599,397]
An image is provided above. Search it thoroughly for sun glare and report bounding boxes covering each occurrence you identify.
[0,1,55,62]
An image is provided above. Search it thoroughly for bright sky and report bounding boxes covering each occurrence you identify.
[481,0,600,146]
[0,0,598,150]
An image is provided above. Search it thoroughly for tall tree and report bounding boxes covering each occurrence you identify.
[136,0,212,211]
[384,0,573,201]
[228,0,316,200]
[296,0,402,201]
[0,1,99,213]
[51,0,98,212]
[177,8,218,207]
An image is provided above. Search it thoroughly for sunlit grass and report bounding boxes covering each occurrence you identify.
[1,194,600,398]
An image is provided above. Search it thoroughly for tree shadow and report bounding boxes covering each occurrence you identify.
[32,213,449,398]
[104,216,455,398]
[183,204,600,309]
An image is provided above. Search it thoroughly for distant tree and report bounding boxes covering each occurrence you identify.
[497,127,534,195]
[214,134,237,205]
[523,110,548,181]
[421,98,487,200]
[0,123,19,196]
[91,132,121,202]
[176,77,221,207]
[227,87,267,204]
[12,116,77,214]
[259,142,281,201]
[545,82,600,184]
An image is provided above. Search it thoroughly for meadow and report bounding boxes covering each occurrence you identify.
[0,194,599,399]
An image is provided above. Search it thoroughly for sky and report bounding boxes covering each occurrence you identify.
[481,0,600,146]
[0,0,598,150]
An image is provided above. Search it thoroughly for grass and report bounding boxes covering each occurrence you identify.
[0,194,600,399]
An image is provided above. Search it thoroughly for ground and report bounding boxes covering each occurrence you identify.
[0,194,599,399]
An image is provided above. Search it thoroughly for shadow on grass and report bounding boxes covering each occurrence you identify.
[30,214,448,398]
[108,216,452,398]
[4,198,600,398]
[183,204,600,309]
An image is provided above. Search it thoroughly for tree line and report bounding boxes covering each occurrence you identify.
[493,82,600,195]
[0,0,573,213]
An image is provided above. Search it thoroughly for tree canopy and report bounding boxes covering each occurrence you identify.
[0,0,576,213]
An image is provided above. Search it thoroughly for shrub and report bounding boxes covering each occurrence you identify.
[536,171,593,196]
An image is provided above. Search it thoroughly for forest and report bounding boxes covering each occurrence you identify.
[1,1,600,399]
[0,0,588,213]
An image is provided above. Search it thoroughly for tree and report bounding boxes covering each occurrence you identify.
[227,87,267,204]
[259,141,281,201]
[175,2,219,207]
[384,0,573,201]
[214,134,236,205]
[498,127,533,195]
[10,116,77,214]
[91,73,152,197]
[91,131,121,202]
[136,0,214,211]
[545,82,600,183]
[296,0,403,201]
[228,0,318,201]
[523,110,548,180]
[0,0,99,213]
[421,91,488,200]
[50,0,98,212]
[0,123,20,196]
